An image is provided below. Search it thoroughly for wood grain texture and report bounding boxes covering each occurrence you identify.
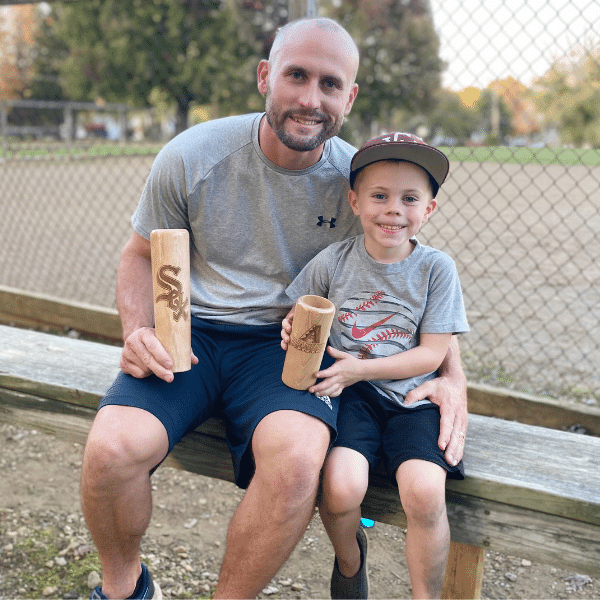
[1,324,600,580]
[150,229,191,372]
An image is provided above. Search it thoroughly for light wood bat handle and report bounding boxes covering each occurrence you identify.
[150,229,191,372]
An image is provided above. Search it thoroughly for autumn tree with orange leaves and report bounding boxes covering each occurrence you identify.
[0,5,39,101]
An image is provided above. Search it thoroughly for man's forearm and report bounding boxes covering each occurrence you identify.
[116,247,154,341]
[438,336,466,382]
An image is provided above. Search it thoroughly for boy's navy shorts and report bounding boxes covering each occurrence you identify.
[334,381,465,482]
[99,316,339,489]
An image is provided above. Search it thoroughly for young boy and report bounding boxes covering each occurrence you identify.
[281,132,469,599]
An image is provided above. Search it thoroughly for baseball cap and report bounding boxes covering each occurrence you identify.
[349,132,450,197]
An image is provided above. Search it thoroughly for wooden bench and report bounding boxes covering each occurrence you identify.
[1,324,599,599]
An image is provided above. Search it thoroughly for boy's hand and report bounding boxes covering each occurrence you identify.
[280,306,296,351]
[309,346,363,397]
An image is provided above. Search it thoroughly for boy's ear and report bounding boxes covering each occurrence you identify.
[348,189,360,215]
[422,199,437,223]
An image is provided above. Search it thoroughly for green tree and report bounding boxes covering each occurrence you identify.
[46,0,261,133]
[534,44,600,147]
[325,0,445,144]
[427,89,480,145]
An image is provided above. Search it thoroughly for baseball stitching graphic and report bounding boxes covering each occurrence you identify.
[338,291,417,359]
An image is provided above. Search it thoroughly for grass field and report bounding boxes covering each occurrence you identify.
[2,141,600,167]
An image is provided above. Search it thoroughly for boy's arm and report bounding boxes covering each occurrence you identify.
[404,336,468,466]
[310,332,452,397]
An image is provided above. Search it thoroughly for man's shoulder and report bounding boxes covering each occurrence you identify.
[173,113,259,149]
[325,135,358,176]
[155,113,261,174]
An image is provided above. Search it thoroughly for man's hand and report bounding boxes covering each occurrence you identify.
[404,367,468,467]
[120,326,198,383]
[281,306,295,351]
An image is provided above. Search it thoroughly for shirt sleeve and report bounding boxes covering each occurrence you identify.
[420,253,470,335]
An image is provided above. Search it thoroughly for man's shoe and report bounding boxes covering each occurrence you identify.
[89,564,162,600]
[330,527,369,599]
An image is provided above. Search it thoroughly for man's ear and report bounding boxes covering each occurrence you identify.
[344,83,359,116]
[257,60,269,95]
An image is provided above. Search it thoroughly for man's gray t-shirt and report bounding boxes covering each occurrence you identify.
[132,113,362,325]
[286,236,469,407]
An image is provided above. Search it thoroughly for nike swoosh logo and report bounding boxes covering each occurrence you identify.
[351,313,396,339]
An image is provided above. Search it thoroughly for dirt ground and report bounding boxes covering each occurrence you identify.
[0,422,596,600]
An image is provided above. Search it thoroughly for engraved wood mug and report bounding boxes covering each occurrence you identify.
[281,295,336,390]
[150,229,191,372]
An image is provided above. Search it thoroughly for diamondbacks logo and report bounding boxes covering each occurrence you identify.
[290,324,325,353]
[337,291,416,359]
[155,264,189,321]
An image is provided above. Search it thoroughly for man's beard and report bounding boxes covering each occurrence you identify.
[265,89,343,152]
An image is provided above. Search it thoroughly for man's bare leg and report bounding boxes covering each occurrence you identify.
[397,460,450,599]
[214,411,331,599]
[81,406,169,599]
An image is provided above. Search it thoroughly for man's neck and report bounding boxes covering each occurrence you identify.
[258,115,324,171]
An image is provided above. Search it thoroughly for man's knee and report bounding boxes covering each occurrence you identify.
[83,405,169,480]
[252,411,330,501]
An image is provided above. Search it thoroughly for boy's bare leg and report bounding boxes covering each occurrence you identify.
[319,447,370,577]
[397,460,450,599]
[81,406,169,599]
[214,411,330,599]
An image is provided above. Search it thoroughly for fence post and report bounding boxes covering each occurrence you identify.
[0,102,7,161]
[288,0,318,19]
[118,105,127,146]
[63,103,74,150]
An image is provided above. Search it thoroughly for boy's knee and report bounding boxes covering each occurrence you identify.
[400,478,446,526]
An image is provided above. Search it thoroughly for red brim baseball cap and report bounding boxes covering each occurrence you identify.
[350,132,450,196]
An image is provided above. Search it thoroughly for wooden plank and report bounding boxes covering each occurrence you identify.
[468,382,600,437]
[442,541,485,600]
[2,324,600,526]
[3,298,600,434]
[2,388,600,576]
[0,286,122,342]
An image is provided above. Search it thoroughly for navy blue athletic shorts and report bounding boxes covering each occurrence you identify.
[99,316,339,488]
[334,381,464,482]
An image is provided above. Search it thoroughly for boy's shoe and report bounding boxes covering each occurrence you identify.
[90,564,162,600]
[330,526,369,599]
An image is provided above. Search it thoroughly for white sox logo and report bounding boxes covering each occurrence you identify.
[155,264,189,321]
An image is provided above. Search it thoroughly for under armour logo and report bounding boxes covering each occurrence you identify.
[317,216,336,228]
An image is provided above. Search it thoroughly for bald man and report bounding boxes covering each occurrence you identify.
[81,18,467,599]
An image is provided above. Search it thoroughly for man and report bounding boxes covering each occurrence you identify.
[81,17,468,600]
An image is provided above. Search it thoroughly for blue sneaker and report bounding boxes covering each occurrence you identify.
[90,564,162,599]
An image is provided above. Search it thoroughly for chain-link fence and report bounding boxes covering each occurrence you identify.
[1,1,599,403]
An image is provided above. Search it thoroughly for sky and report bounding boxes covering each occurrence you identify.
[429,0,598,90]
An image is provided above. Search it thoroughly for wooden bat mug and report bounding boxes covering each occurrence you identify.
[282,295,336,390]
[150,229,191,372]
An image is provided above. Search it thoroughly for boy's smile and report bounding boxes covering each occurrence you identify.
[349,160,437,264]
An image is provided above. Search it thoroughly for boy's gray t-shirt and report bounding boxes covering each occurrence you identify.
[132,112,361,325]
[286,235,469,408]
